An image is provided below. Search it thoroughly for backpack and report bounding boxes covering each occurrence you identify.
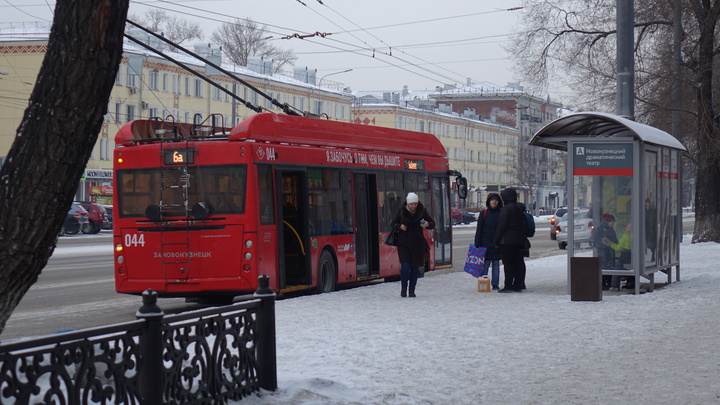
[522,210,536,237]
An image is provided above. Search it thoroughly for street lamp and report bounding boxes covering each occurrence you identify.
[318,69,353,87]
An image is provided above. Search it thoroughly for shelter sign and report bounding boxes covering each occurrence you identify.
[573,143,633,176]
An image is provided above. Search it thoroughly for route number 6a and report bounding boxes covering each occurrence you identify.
[124,233,146,247]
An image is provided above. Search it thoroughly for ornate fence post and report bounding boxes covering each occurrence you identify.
[253,274,277,390]
[136,289,165,405]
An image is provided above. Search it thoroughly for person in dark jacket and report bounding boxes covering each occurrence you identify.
[474,193,503,290]
[592,213,619,289]
[391,192,436,297]
[492,188,528,293]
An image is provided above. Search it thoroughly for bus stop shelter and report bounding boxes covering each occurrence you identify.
[529,112,687,295]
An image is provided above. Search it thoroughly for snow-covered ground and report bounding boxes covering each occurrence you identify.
[233,233,720,405]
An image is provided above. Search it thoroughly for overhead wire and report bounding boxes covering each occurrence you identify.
[4,1,520,89]
[132,0,521,88]
[314,1,475,84]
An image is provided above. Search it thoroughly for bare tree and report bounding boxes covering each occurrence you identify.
[129,9,203,50]
[211,18,297,72]
[0,0,129,335]
[509,0,720,243]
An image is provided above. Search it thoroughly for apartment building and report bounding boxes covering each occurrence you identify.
[353,90,520,208]
[0,24,351,204]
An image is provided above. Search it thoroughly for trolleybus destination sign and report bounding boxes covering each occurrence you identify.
[573,143,633,176]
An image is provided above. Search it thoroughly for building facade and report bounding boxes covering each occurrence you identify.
[431,81,565,212]
[352,93,520,209]
[0,24,352,204]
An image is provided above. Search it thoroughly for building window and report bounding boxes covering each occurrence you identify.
[149,70,159,90]
[115,103,122,123]
[126,104,136,122]
[100,138,110,160]
[213,84,222,101]
[115,65,123,85]
[194,79,203,97]
[172,74,180,94]
[185,77,191,96]
[313,100,323,115]
[162,73,168,92]
[126,72,137,88]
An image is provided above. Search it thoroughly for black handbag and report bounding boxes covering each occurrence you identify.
[386,229,400,246]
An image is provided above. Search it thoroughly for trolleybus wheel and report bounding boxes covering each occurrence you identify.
[317,251,336,294]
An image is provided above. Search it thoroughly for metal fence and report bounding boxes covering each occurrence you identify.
[0,275,277,405]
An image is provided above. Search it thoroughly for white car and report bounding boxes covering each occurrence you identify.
[555,209,594,249]
[549,207,568,240]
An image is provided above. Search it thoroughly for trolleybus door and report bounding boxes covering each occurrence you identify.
[277,170,310,288]
[353,173,379,277]
[432,176,453,267]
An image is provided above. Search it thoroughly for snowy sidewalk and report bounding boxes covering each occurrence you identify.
[237,235,720,404]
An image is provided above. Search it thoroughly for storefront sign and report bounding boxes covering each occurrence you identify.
[84,169,113,179]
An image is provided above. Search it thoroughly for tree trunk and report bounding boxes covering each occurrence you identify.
[691,2,720,243]
[0,0,130,335]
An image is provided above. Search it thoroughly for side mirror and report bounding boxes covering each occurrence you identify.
[456,176,468,199]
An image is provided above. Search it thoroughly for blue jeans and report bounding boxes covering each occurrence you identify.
[485,260,500,287]
[400,261,418,294]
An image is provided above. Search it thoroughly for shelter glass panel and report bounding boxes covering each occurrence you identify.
[573,143,634,272]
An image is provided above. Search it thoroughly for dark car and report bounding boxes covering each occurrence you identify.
[102,205,113,230]
[451,208,476,225]
[59,202,90,236]
[77,201,108,234]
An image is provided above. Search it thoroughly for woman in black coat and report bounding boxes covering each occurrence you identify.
[492,188,528,292]
[474,193,503,289]
[391,192,435,297]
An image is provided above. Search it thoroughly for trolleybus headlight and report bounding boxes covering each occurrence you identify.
[117,255,124,264]
[244,252,252,260]
[245,240,253,248]
[115,244,123,252]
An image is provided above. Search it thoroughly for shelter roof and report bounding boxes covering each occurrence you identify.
[529,112,686,151]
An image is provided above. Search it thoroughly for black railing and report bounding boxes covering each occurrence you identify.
[0,275,277,405]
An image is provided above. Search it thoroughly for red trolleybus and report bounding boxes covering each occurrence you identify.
[113,113,466,302]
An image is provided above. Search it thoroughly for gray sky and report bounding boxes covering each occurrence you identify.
[1,0,525,92]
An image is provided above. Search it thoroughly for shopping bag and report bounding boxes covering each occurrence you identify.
[463,245,487,278]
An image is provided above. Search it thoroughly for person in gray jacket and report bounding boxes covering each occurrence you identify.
[493,188,528,293]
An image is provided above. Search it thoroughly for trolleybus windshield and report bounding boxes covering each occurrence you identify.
[117,164,247,218]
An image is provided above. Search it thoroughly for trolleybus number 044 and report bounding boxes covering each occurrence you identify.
[125,233,146,247]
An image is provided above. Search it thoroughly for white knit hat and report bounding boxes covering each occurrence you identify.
[406,192,419,203]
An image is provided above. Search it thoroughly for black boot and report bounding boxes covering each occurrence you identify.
[401,289,407,297]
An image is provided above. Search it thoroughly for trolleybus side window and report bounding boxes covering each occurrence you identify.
[378,172,404,233]
[307,168,352,236]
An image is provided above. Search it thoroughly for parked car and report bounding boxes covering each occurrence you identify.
[555,209,594,249]
[549,207,568,240]
[102,205,113,230]
[59,202,89,236]
[451,208,476,225]
[77,201,108,234]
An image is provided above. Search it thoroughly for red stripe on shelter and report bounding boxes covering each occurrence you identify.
[573,168,634,176]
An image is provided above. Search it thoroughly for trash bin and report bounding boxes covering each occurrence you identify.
[570,257,602,301]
